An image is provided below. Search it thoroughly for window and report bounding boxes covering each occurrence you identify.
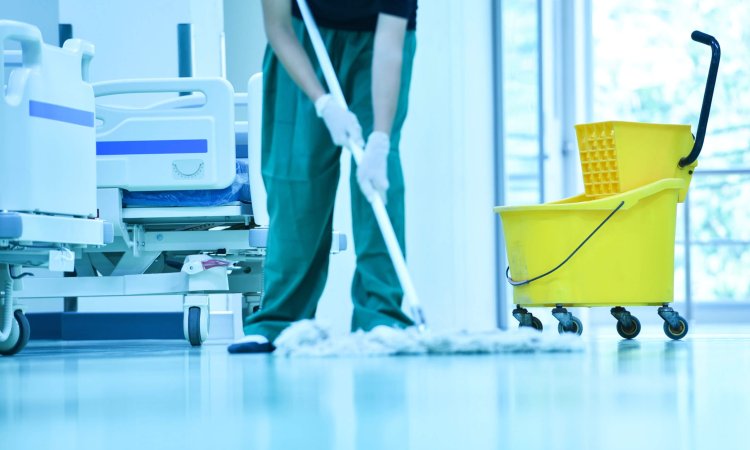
[502,0,541,206]
[592,0,750,304]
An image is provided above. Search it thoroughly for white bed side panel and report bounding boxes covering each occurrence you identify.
[94,77,235,191]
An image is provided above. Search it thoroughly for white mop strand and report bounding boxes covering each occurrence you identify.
[295,0,426,329]
[273,320,584,357]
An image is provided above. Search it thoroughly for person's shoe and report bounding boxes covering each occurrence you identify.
[227,334,275,354]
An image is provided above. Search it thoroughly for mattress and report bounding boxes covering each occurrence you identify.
[122,159,251,207]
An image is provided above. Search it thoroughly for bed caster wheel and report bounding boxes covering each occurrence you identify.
[513,306,543,332]
[557,316,583,335]
[663,316,688,340]
[611,307,640,339]
[184,297,210,347]
[186,307,208,346]
[0,310,31,356]
[187,307,202,346]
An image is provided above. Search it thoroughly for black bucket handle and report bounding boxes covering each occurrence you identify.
[679,31,721,168]
[506,201,624,286]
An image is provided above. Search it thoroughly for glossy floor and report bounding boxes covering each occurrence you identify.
[1,326,748,450]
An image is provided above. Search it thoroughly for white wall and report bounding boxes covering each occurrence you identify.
[223,1,498,332]
[401,0,497,330]
[0,0,59,45]
[60,0,188,82]
[59,0,222,107]
[223,0,266,111]
[190,0,224,78]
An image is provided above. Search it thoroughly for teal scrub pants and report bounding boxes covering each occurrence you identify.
[243,20,417,341]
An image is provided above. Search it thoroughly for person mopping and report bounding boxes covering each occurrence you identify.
[229,0,418,353]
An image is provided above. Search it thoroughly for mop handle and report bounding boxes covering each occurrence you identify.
[295,0,426,329]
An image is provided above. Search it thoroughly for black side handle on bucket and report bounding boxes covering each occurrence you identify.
[679,31,721,168]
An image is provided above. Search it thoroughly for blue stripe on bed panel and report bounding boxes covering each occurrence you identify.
[96,139,209,155]
[28,100,95,127]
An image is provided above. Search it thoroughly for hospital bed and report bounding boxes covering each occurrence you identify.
[0,21,112,355]
[17,73,347,347]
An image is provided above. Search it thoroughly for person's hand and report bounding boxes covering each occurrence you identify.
[357,131,390,202]
[315,94,364,147]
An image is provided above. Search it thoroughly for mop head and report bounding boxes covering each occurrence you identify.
[273,320,584,357]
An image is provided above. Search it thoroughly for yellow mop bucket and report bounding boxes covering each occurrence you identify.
[494,31,721,341]
[499,179,684,307]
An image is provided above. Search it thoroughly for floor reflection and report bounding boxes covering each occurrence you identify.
[1,327,749,450]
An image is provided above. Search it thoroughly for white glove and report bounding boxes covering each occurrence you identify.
[315,94,364,147]
[357,131,391,202]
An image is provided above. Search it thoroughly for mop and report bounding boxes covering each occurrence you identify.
[274,320,583,357]
[268,0,583,357]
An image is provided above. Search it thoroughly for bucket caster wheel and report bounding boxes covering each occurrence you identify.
[663,317,688,340]
[552,306,583,336]
[557,316,583,335]
[519,316,543,332]
[513,306,543,332]
[658,305,688,340]
[611,307,641,340]
[0,310,31,356]
[616,317,641,339]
